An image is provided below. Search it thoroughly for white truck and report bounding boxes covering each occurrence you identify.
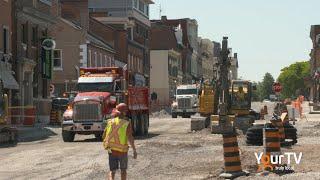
[171,84,199,118]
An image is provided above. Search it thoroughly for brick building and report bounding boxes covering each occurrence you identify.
[198,38,214,82]
[0,0,19,106]
[150,22,183,106]
[89,0,154,87]
[151,16,199,84]
[15,0,58,121]
[50,0,116,96]
[310,25,320,102]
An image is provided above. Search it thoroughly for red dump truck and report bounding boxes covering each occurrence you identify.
[62,67,149,142]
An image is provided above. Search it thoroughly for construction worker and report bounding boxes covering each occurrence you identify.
[103,103,137,180]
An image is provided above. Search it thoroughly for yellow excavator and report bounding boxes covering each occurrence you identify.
[199,81,216,127]
[230,80,259,132]
[0,80,17,143]
[208,79,259,134]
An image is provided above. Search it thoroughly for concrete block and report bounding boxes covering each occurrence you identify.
[191,117,206,131]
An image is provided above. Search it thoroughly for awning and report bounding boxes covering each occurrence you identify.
[0,62,19,90]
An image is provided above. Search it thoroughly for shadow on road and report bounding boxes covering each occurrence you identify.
[74,138,101,143]
[135,133,160,140]
[18,127,58,143]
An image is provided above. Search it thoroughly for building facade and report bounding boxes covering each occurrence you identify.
[310,25,320,102]
[50,0,116,96]
[0,0,19,106]
[150,22,182,106]
[15,0,58,121]
[89,0,154,87]
[198,38,214,82]
[152,16,200,84]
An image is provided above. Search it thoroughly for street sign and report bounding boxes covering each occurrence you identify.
[41,47,53,79]
[272,82,282,93]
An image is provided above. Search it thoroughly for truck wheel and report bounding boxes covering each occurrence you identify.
[143,114,149,135]
[62,130,75,142]
[172,113,178,118]
[132,115,138,136]
[95,134,103,141]
[137,114,145,136]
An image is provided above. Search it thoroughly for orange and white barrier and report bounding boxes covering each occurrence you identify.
[9,106,36,126]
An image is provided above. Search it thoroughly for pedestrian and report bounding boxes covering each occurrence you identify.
[103,103,137,180]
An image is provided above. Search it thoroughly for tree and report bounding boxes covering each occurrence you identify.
[260,73,275,100]
[277,61,310,99]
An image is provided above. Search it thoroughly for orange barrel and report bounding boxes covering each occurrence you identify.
[223,133,243,173]
[50,110,58,124]
[270,119,285,141]
[263,105,268,115]
[260,108,265,120]
[263,128,281,170]
[10,107,22,125]
[23,107,35,126]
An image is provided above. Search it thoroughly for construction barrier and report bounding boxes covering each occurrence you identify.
[270,118,285,141]
[50,110,62,125]
[9,106,36,126]
[222,133,243,173]
[263,127,281,171]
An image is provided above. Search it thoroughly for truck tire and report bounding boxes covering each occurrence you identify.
[246,125,263,146]
[143,114,149,135]
[172,113,178,118]
[284,123,297,145]
[132,115,138,136]
[137,114,145,136]
[62,130,75,142]
[95,133,103,141]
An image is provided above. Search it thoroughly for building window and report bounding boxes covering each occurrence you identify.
[39,0,52,6]
[31,26,38,46]
[53,49,62,70]
[104,55,107,66]
[22,23,28,44]
[134,0,138,8]
[3,27,9,54]
[139,1,144,12]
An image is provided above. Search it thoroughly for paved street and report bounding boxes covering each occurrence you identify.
[1,102,320,180]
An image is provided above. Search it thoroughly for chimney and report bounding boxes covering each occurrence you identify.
[60,0,89,30]
[234,53,238,59]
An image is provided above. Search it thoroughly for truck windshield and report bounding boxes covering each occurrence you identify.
[177,89,198,95]
[78,83,113,92]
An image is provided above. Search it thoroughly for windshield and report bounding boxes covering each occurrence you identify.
[177,89,198,95]
[78,83,113,92]
[231,82,250,109]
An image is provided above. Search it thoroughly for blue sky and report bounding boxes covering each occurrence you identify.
[149,0,320,82]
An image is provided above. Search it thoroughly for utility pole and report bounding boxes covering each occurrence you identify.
[215,37,248,179]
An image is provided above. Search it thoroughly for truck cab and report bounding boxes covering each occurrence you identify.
[230,80,258,132]
[171,84,199,118]
[62,68,121,142]
[62,67,149,142]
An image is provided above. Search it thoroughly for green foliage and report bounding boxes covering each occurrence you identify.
[277,61,310,99]
[260,73,275,100]
[252,82,263,101]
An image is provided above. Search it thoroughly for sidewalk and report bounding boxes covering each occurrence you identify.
[16,123,59,142]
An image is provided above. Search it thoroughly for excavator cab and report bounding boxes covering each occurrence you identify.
[230,80,252,115]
